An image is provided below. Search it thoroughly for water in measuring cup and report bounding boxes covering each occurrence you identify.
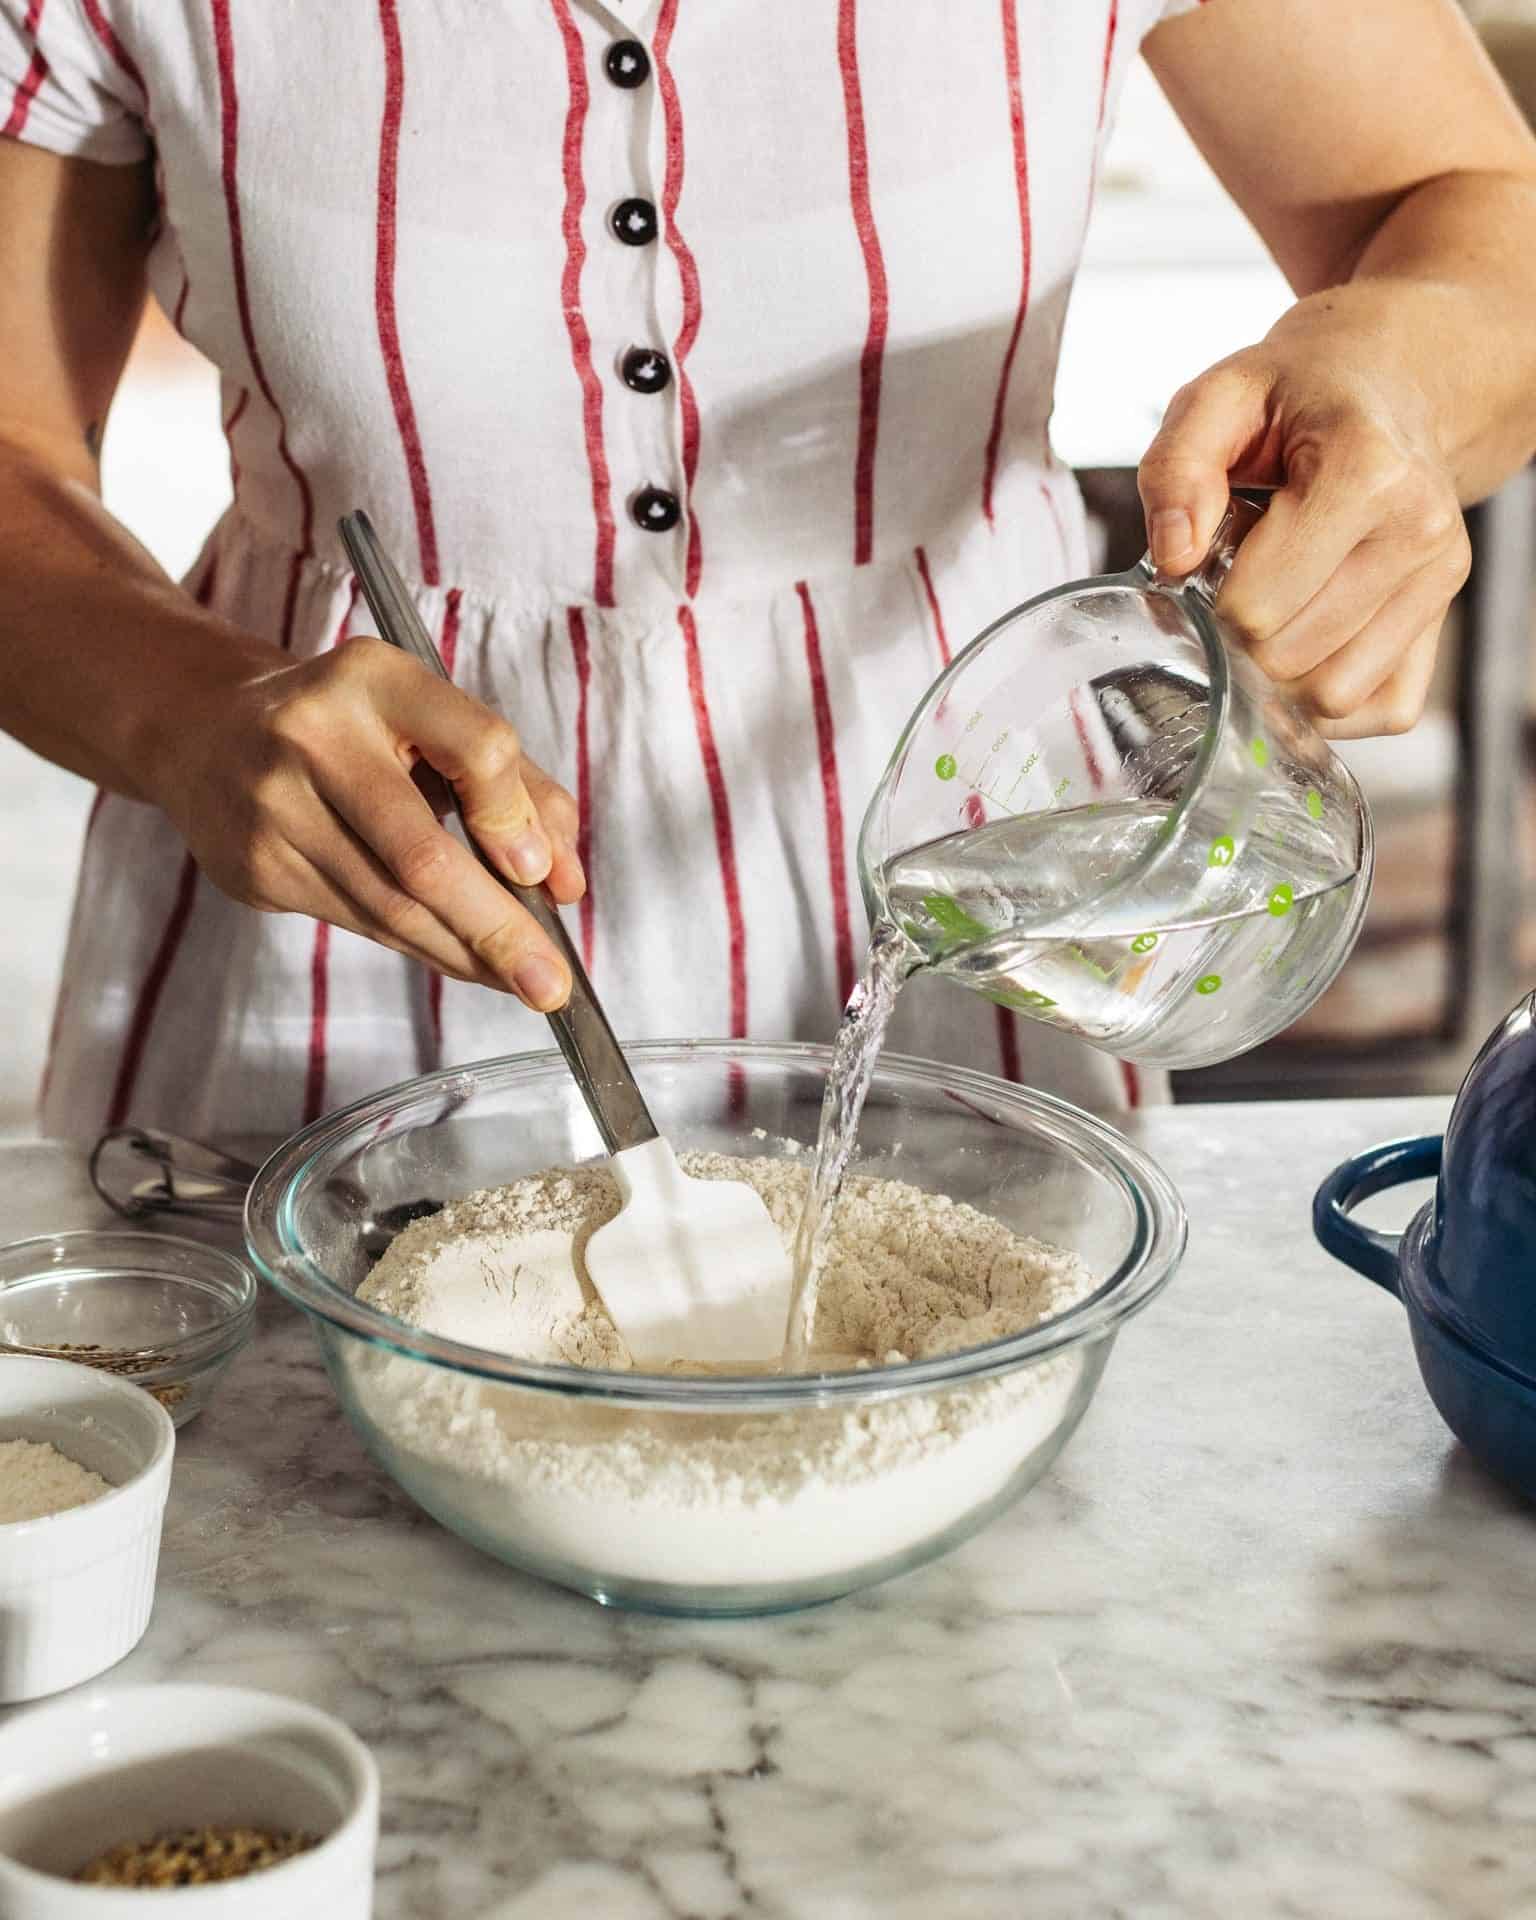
[881,797,1355,1068]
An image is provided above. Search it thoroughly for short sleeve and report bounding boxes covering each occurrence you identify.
[0,1,149,165]
[1145,0,1204,28]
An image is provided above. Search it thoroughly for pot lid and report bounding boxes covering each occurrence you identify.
[1423,989,1536,1362]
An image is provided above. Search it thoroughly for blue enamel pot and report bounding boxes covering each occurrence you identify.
[1314,990,1536,1500]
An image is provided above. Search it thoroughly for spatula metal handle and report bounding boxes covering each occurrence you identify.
[338,510,657,1156]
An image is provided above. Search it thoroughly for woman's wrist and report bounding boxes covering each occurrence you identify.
[117,595,288,813]
[1,563,285,809]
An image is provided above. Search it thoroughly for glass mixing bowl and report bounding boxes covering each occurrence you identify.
[244,1043,1186,1616]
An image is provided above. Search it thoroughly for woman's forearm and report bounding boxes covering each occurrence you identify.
[1264,170,1536,506]
[1251,168,1536,506]
[0,433,279,801]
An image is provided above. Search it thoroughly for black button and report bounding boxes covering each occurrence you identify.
[621,347,672,395]
[610,197,658,247]
[632,487,681,532]
[605,39,650,88]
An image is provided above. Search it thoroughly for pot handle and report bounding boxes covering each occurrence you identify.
[1311,1135,1443,1296]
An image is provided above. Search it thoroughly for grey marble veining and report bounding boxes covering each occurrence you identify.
[5,1100,1536,1920]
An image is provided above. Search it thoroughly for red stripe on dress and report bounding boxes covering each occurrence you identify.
[300,579,361,1126]
[996,1007,1023,1083]
[301,921,332,1126]
[567,607,595,969]
[3,0,47,139]
[103,556,220,1128]
[836,0,888,568]
[982,0,1034,527]
[439,584,463,679]
[679,605,746,1036]
[652,0,705,598]
[374,0,440,587]
[211,0,315,576]
[797,581,855,1005]
[223,386,249,494]
[914,545,951,668]
[550,0,616,609]
[1098,0,1119,128]
[425,588,464,1051]
[80,0,144,95]
[105,853,198,1127]
[1069,688,1104,790]
[2,47,48,138]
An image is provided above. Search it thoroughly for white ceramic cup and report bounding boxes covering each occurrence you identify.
[0,1683,380,1916]
[0,1356,175,1703]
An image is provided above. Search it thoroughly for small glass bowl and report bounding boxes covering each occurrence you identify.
[0,1231,256,1427]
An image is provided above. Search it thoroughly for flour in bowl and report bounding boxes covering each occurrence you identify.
[349,1155,1101,1597]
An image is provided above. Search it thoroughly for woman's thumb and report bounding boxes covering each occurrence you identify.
[1137,364,1266,576]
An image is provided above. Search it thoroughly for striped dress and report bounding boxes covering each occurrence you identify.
[3,0,1202,1148]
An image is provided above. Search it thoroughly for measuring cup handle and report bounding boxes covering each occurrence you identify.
[1146,487,1273,605]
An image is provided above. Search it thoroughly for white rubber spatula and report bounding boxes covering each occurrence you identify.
[340,511,794,1368]
[584,1135,791,1365]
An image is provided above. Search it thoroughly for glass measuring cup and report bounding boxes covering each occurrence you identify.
[858,492,1374,1070]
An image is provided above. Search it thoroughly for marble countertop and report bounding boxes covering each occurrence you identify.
[4,1098,1535,1919]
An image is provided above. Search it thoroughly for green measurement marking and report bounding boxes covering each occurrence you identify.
[921,893,990,944]
[1131,932,1159,955]
[1268,884,1294,917]
[1209,835,1236,868]
[935,754,958,782]
[1305,789,1324,820]
[993,986,1059,1013]
[1196,974,1224,996]
[1251,738,1270,769]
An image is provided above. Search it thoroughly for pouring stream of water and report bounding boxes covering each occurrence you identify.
[782,921,914,1367]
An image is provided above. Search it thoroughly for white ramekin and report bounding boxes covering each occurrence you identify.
[0,1356,175,1704]
[0,1683,380,1916]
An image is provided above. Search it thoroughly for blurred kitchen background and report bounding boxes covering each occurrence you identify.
[3,7,1534,1130]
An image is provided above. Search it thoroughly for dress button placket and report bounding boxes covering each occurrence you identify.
[597,28,685,576]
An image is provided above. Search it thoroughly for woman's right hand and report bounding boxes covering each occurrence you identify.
[153,634,585,1011]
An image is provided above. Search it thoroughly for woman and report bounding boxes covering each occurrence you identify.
[1,0,1531,1144]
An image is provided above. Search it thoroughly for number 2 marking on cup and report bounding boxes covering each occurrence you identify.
[1209,836,1236,868]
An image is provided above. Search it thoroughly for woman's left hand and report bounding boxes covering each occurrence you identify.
[1137,311,1472,739]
